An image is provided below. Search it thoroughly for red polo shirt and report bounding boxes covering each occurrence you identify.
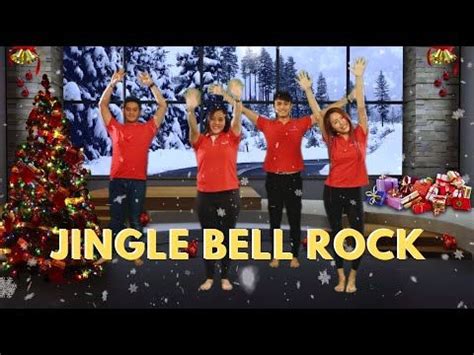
[193,130,240,192]
[324,125,369,188]
[257,116,312,173]
[106,117,157,180]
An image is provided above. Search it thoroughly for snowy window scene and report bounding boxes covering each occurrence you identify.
[63,46,403,178]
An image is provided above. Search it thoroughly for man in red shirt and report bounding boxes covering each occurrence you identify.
[98,69,167,265]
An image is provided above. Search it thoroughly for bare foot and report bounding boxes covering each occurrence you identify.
[290,257,300,268]
[198,279,214,291]
[334,276,346,292]
[346,270,357,293]
[133,258,144,267]
[221,279,233,291]
[269,259,279,268]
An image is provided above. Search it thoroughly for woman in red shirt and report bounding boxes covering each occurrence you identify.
[300,58,369,293]
[185,82,243,292]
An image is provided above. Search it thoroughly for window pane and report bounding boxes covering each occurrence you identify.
[63,46,123,101]
[235,47,276,101]
[349,47,403,101]
[280,47,346,102]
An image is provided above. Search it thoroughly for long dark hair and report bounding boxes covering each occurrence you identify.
[323,107,361,162]
[203,107,230,135]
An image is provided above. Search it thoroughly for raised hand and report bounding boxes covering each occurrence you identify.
[110,68,125,86]
[184,88,201,110]
[208,84,225,96]
[227,79,244,100]
[296,70,313,90]
[350,57,367,77]
[138,71,154,87]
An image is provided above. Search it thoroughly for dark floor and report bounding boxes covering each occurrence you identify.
[1,232,473,309]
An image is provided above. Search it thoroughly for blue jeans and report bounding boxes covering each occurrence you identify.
[109,179,147,237]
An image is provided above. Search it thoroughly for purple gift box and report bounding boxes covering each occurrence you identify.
[385,195,403,210]
[376,176,399,192]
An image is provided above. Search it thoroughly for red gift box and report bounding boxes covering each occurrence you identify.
[412,179,433,198]
[451,197,471,211]
[411,201,432,214]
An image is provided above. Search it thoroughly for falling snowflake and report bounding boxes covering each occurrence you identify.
[441,253,450,260]
[394,290,402,297]
[187,171,192,178]
[461,80,466,84]
[349,199,357,206]
[27,258,37,267]
[24,292,35,301]
[240,177,249,186]
[60,299,65,303]
[317,269,331,285]
[296,281,301,290]
[102,290,108,302]
[113,195,127,204]
[468,62,473,68]
[343,242,354,252]
[410,276,418,283]
[454,249,464,260]
[130,268,136,275]
[275,142,280,148]
[451,108,465,120]
[112,258,118,264]
[457,301,468,309]
[369,272,373,278]
[462,174,470,184]
[330,261,336,267]
[128,283,138,294]
[217,208,226,217]
[144,282,150,287]
[0,277,17,298]
[310,294,314,299]
[294,189,303,197]
[56,70,61,74]
[239,266,258,294]
[184,270,191,276]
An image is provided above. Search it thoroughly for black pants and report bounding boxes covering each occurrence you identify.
[265,172,303,257]
[323,185,365,270]
[196,189,240,279]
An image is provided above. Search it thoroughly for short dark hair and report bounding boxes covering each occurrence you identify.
[124,96,141,108]
[273,91,293,103]
[203,107,230,134]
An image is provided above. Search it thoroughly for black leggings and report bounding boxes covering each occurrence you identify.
[266,172,303,257]
[196,189,240,279]
[323,185,365,270]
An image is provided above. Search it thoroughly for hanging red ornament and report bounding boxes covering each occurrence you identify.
[442,233,457,250]
[442,71,450,81]
[8,46,41,75]
[25,70,33,81]
[139,211,150,226]
[439,88,448,97]
[434,79,442,87]
[16,78,25,87]
[21,87,29,98]
[186,239,198,258]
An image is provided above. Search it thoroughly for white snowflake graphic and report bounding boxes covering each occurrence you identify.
[24,292,35,301]
[128,283,138,294]
[410,276,418,283]
[240,177,249,186]
[441,254,449,261]
[457,300,468,309]
[102,290,108,302]
[317,269,331,285]
[238,266,258,294]
[217,208,226,217]
[144,282,150,287]
[330,260,336,267]
[113,194,127,204]
[468,62,473,68]
[462,174,470,184]
[296,281,301,290]
[350,199,357,206]
[130,268,136,275]
[451,108,465,120]
[369,272,373,278]
[0,277,17,298]
[454,249,464,260]
[294,189,303,197]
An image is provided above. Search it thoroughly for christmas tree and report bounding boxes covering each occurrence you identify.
[0,74,102,283]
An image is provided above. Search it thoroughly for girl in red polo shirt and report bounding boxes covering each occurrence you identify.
[300,58,369,293]
[185,82,243,292]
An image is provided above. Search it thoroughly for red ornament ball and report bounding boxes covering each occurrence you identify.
[139,211,150,226]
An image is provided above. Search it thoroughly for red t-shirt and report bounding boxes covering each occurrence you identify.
[106,117,158,180]
[257,116,312,173]
[324,125,369,188]
[193,130,240,193]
